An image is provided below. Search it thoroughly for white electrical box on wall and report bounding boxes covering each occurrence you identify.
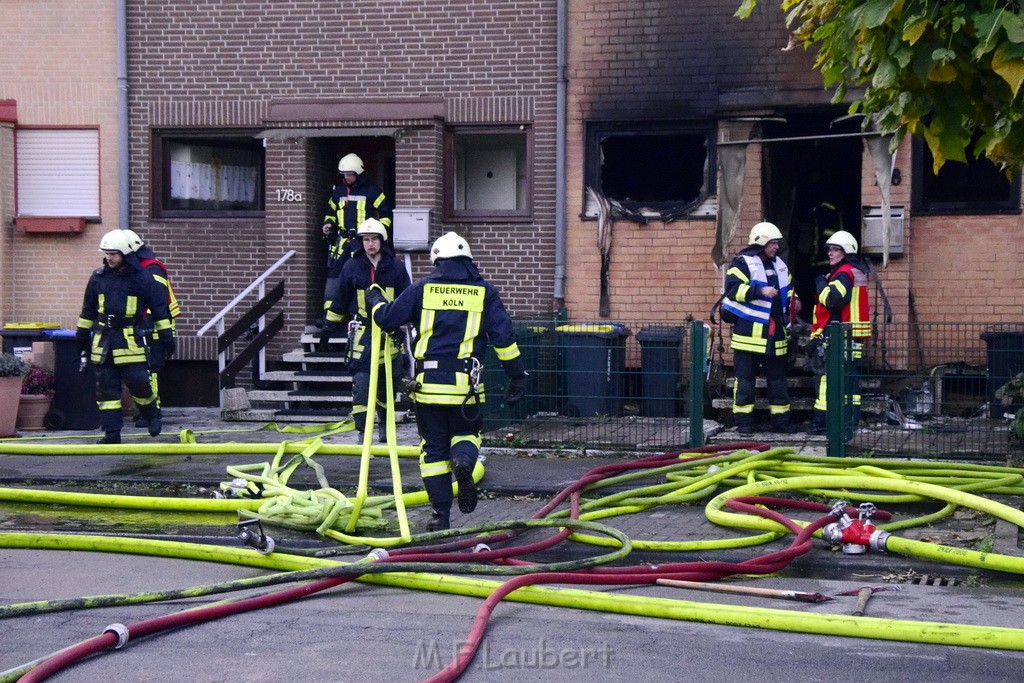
[861,205,905,256]
[392,208,431,252]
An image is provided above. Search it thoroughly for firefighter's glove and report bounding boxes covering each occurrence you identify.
[76,329,91,355]
[504,375,527,406]
[158,335,176,363]
[388,328,406,348]
[805,336,826,375]
[319,319,341,348]
[365,283,389,311]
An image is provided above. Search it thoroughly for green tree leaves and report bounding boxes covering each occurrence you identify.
[738,1,1024,172]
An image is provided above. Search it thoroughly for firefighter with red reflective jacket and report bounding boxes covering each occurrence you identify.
[122,229,181,323]
[122,229,180,429]
[76,230,175,444]
[364,232,526,532]
[321,218,411,442]
[809,230,871,434]
[319,153,393,318]
[722,222,801,435]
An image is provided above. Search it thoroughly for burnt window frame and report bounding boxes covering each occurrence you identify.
[911,137,1021,215]
[151,129,266,219]
[583,121,715,221]
[443,124,533,223]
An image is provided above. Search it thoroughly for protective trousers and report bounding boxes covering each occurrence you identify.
[96,361,160,433]
[813,341,863,430]
[351,355,405,436]
[732,349,790,424]
[414,402,483,517]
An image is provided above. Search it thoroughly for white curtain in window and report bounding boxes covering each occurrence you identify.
[170,160,257,202]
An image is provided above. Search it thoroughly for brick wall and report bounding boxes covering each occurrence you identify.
[564,0,1024,334]
[0,0,119,328]
[128,0,559,343]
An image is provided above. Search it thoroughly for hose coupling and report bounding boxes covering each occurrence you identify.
[869,529,891,552]
[822,501,887,554]
[237,519,275,554]
[473,543,491,553]
[104,623,130,649]
[367,548,390,561]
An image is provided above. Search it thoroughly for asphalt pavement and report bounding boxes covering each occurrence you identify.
[2,407,1024,681]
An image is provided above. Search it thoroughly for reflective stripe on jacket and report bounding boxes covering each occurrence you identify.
[811,260,871,339]
[76,262,173,365]
[368,258,525,406]
[722,249,794,356]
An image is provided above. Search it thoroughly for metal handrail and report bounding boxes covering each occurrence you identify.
[196,250,296,407]
[197,250,296,337]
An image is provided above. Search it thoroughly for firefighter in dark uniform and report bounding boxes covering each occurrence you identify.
[319,153,393,319]
[365,232,526,531]
[809,230,871,434]
[76,230,176,444]
[123,229,180,428]
[722,221,801,435]
[322,218,411,442]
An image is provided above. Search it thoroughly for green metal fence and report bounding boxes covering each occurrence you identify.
[479,317,1024,461]
[831,321,1024,461]
[480,319,698,449]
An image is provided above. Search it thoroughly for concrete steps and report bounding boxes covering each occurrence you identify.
[222,326,409,424]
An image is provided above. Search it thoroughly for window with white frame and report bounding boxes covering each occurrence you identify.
[152,131,264,217]
[16,128,100,217]
[446,127,531,220]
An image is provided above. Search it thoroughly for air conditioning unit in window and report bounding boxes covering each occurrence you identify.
[392,208,431,252]
[861,205,905,256]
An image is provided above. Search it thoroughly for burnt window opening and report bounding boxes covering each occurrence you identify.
[912,137,1021,215]
[584,123,713,222]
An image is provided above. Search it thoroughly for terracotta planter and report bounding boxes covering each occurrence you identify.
[16,394,53,431]
[0,376,23,437]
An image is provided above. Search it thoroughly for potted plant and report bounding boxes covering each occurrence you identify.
[18,364,56,431]
[0,352,29,437]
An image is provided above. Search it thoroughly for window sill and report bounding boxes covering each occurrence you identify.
[15,216,87,234]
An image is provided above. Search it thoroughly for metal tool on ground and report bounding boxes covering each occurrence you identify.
[655,578,833,603]
[836,584,900,616]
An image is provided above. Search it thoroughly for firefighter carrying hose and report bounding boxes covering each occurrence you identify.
[321,218,411,442]
[318,153,393,323]
[365,232,526,531]
[76,230,176,444]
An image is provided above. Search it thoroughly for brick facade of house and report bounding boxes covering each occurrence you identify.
[126,0,560,357]
[0,0,120,329]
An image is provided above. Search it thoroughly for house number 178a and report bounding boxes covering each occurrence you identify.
[275,189,304,202]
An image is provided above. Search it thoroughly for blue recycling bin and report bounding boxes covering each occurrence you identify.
[556,323,630,418]
[637,326,685,417]
[49,329,100,430]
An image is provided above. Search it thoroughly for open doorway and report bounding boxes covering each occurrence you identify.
[304,136,397,320]
[762,111,862,321]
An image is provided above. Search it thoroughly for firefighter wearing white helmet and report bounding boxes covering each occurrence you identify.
[119,229,181,429]
[809,230,871,434]
[319,153,393,323]
[77,230,175,444]
[364,231,526,532]
[321,217,411,442]
[748,221,784,246]
[721,221,801,435]
[430,231,473,263]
